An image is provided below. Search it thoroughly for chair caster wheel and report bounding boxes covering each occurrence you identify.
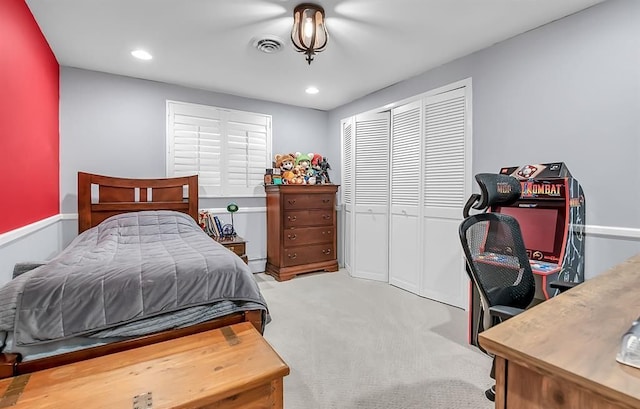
[485,385,496,402]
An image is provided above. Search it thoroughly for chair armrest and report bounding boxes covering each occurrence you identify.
[550,280,579,293]
[489,305,525,321]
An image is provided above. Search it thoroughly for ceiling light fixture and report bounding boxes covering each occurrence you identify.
[131,49,152,60]
[291,3,328,65]
[305,86,319,94]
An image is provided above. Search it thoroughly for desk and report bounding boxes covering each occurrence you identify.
[479,254,640,409]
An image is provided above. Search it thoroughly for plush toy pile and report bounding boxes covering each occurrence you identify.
[270,152,331,185]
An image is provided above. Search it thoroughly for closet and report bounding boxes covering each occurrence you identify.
[341,80,471,309]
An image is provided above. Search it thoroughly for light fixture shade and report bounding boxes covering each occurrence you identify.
[291,3,328,65]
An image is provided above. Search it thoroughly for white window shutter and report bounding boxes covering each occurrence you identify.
[224,110,270,196]
[167,101,271,197]
[423,88,466,208]
[391,101,422,207]
[355,113,390,206]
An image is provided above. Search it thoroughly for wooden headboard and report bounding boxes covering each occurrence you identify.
[77,172,199,233]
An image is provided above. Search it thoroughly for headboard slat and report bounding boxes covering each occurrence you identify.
[100,186,135,203]
[152,186,184,202]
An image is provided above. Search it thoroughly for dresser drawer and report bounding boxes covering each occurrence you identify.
[284,210,334,228]
[283,243,335,267]
[224,242,246,257]
[283,193,334,210]
[283,226,334,246]
[211,236,248,264]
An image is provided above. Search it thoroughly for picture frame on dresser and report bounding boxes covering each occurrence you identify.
[264,184,339,281]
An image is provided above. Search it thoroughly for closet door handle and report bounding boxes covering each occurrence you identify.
[288,215,297,221]
[288,253,297,259]
[288,233,297,240]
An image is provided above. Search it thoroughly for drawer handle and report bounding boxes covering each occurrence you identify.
[322,214,331,220]
[321,230,332,235]
[288,253,297,259]
[288,215,297,221]
[322,199,330,203]
[322,249,331,255]
[288,199,296,205]
[288,233,297,240]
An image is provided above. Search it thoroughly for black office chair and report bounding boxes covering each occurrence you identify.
[460,173,573,401]
[459,174,532,401]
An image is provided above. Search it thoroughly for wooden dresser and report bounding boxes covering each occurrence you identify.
[265,184,339,281]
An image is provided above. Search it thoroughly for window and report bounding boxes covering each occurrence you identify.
[167,101,272,197]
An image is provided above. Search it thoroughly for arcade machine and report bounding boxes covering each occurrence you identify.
[467,162,585,346]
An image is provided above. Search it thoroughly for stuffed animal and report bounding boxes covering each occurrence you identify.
[292,165,306,184]
[275,153,295,172]
[295,152,314,172]
[275,154,296,183]
[311,153,322,167]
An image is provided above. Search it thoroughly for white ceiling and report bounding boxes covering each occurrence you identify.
[26,0,604,111]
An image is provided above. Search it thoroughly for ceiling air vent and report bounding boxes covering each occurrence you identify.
[253,36,284,54]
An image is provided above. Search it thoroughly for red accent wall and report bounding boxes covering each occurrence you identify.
[0,0,59,234]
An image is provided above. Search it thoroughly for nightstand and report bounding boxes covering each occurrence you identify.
[212,235,248,264]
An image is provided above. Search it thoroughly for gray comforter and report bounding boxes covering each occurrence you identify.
[0,211,267,346]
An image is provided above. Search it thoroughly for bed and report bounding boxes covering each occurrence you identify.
[0,172,268,379]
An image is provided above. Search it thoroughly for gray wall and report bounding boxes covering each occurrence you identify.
[60,67,329,212]
[327,0,640,277]
[58,1,640,278]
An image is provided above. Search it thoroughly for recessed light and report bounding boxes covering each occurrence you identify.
[131,49,153,60]
[305,86,319,95]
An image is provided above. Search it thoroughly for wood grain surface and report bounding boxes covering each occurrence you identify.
[0,322,289,408]
[480,254,640,408]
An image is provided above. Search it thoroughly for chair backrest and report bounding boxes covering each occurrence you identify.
[459,212,535,311]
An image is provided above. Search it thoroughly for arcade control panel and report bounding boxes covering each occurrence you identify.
[477,252,560,275]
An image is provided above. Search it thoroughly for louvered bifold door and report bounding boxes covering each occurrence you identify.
[168,102,223,196]
[420,87,470,308]
[389,101,422,294]
[353,111,390,281]
[341,118,355,274]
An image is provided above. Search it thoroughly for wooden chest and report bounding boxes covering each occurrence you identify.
[0,322,289,408]
[265,184,339,281]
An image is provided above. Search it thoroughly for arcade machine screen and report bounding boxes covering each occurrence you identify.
[495,206,564,259]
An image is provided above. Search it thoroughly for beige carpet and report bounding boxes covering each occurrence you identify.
[257,270,494,409]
